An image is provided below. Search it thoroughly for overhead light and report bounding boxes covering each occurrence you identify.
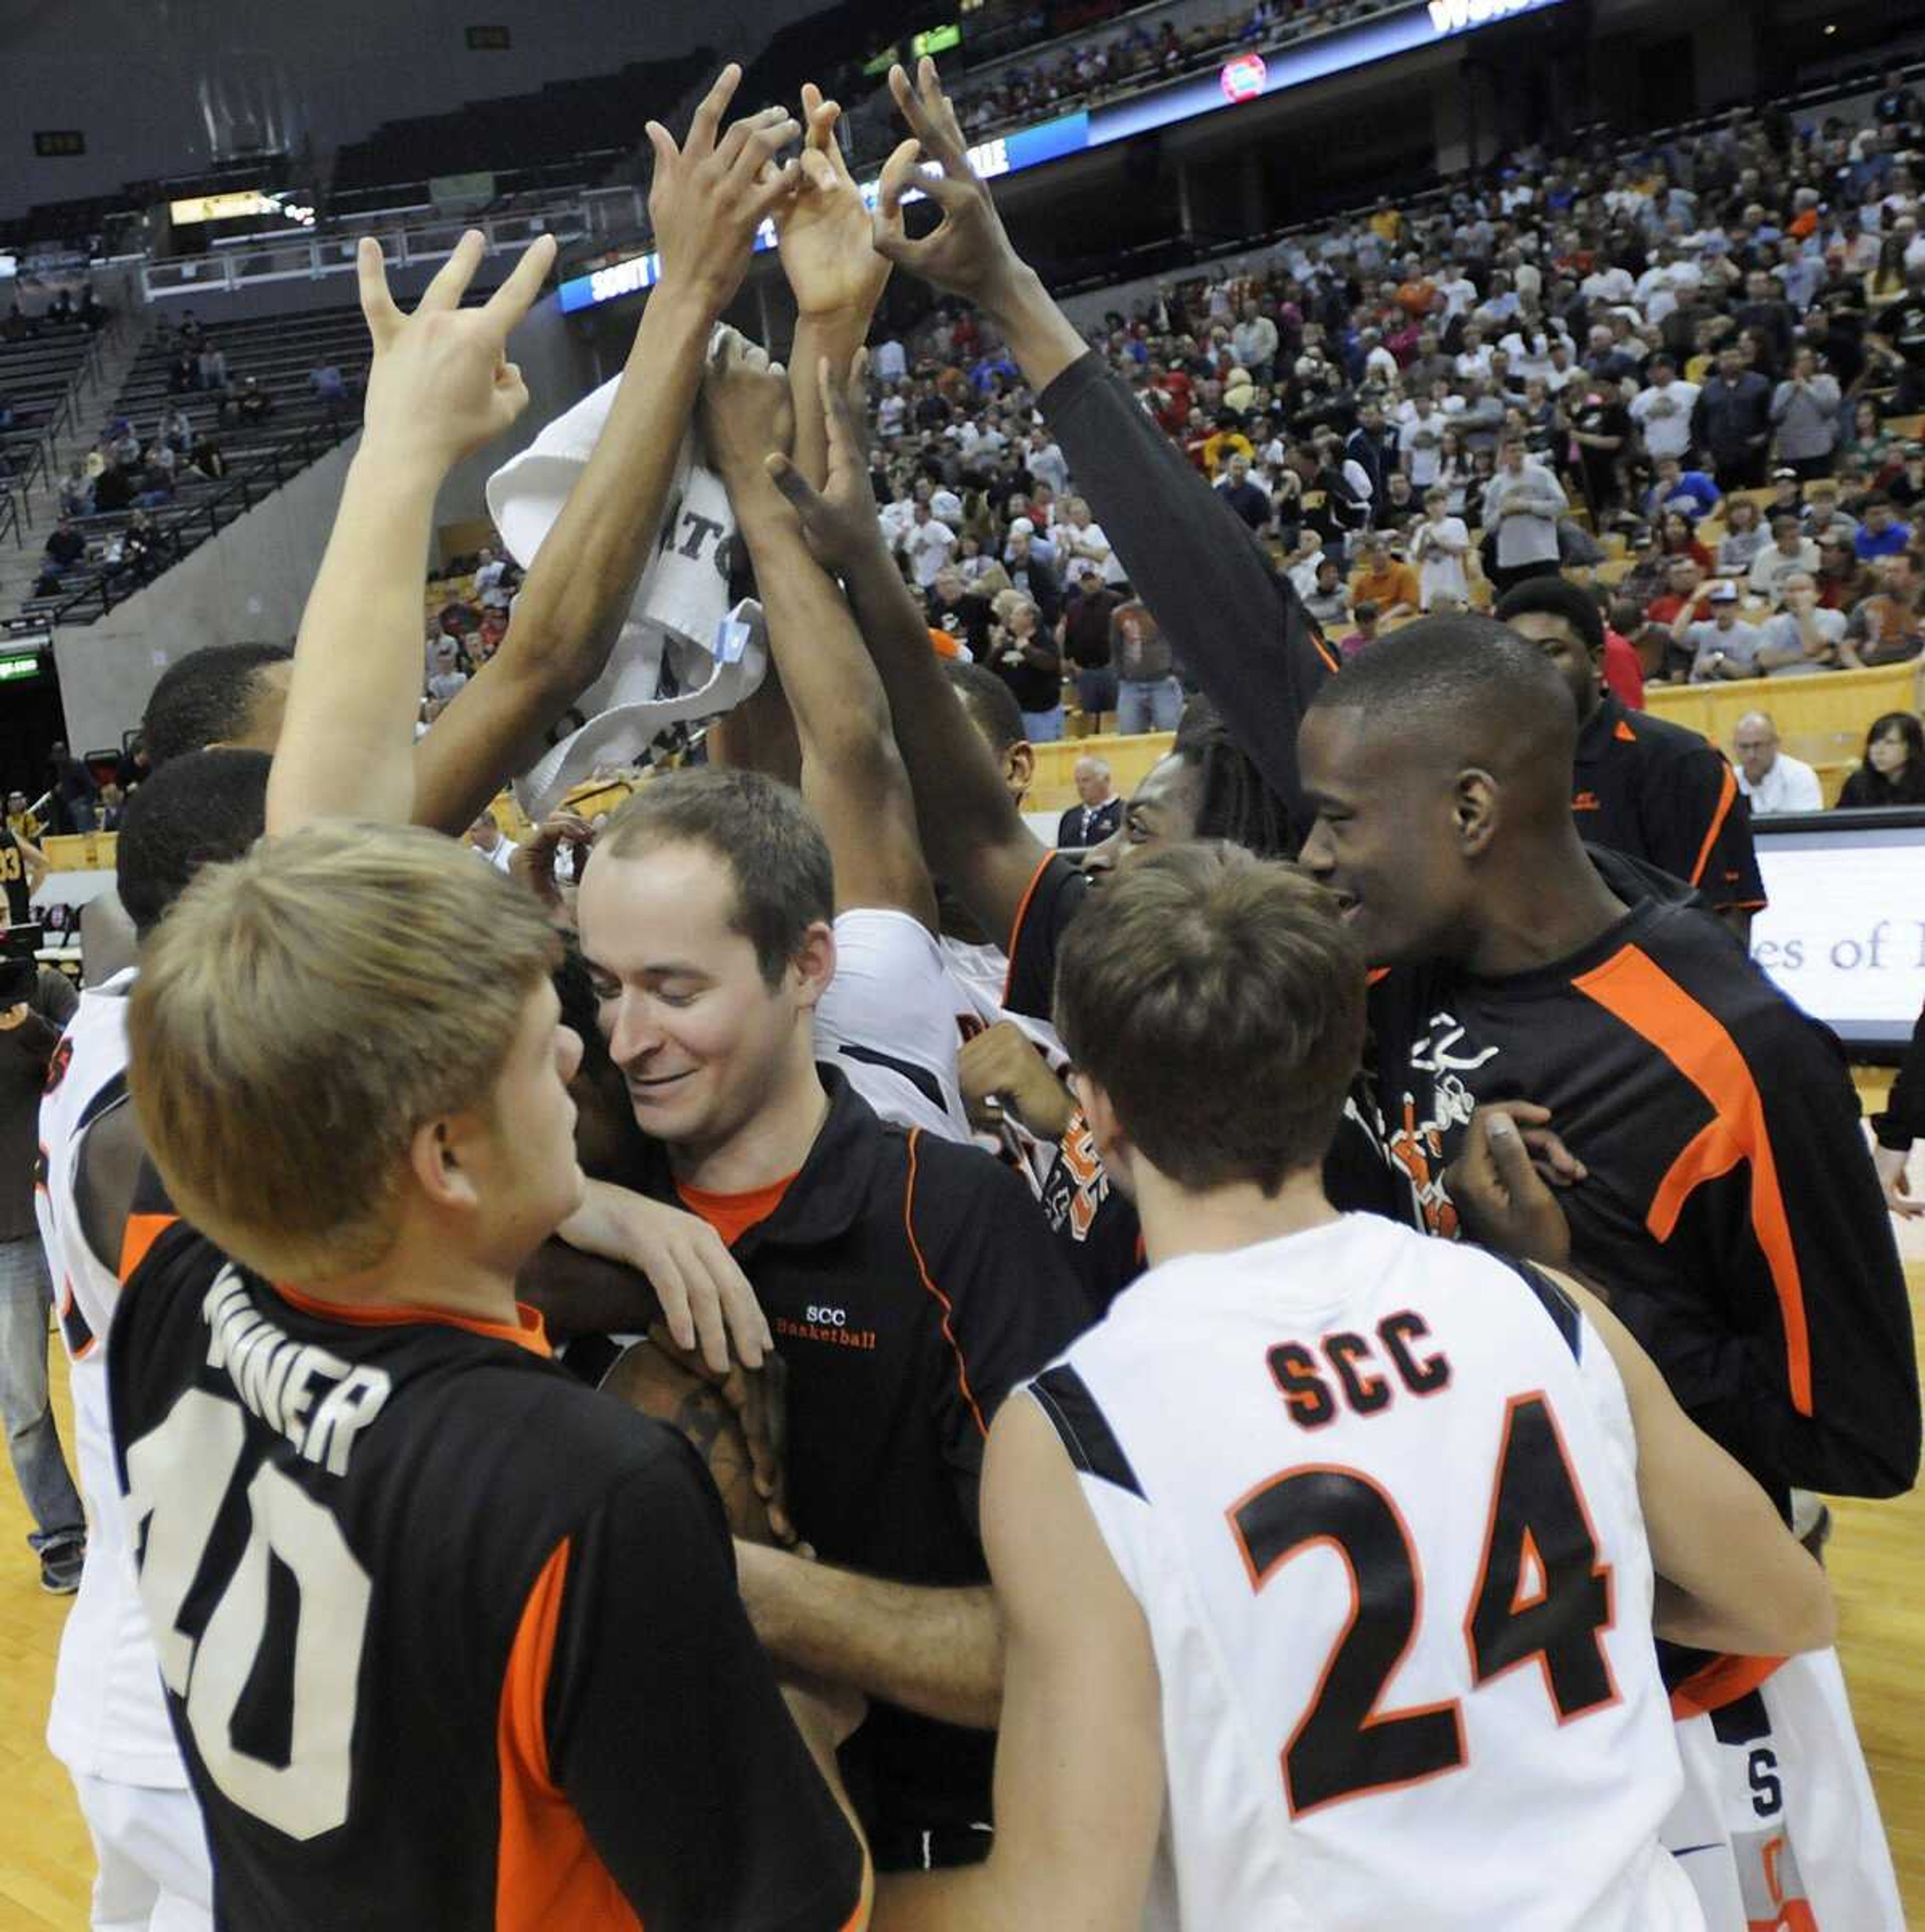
[1822,22,1836,32]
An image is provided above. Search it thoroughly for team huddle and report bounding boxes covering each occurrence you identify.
[30,59,1917,1932]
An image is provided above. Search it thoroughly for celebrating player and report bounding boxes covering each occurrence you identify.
[873,846,1833,1930]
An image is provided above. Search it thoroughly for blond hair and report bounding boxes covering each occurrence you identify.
[129,820,559,1282]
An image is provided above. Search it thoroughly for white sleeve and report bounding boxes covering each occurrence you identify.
[815,909,970,1141]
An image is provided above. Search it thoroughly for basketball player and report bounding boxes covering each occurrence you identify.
[37,752,271,1932]
[1295,616,1917,1927]
[1493,576,1765,933]
[872,847,1833,1930]
[1,807,45,926]
[699,330,970,1143]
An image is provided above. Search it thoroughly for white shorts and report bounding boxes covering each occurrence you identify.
[1661,1649,1902,1930]
[816,908,970,1142]
[71,1772,212,1932]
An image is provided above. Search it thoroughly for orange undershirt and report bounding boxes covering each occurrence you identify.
[674,1173,799,1249]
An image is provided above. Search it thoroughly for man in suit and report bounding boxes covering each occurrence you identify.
[1057,755,1122,849]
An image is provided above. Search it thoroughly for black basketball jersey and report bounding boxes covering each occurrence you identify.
[0,826,29,927]
[109,1218,866,1932]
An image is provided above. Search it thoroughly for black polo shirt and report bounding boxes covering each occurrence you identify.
[1572,693,1766,916]
[625,1066,1090,1862]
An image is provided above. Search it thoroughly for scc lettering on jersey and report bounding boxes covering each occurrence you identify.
[202,1271,392,1475]
[773,1310,878,1351]
[1385,1011,1498,1238]
[1267,1311,1453,1428]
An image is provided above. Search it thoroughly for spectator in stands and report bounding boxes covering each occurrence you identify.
[1646,452,1721,523]
[91,460,133,516]
[1733,712,1824,813]
[1565,381,1632,515]
[1854,495,1913,561]
[1693,343,1773,489]
[185,434,227,481]
[1866,260,1925,413]
[1480,435,1566,593]
[901,499,957,589]
[1338,599,1383,659]
[4,794,42,844]
[1213,452,1270,533]
[1298,554,1351,629]
[166,347,198,396]
[195,339,228,395]
[426,638,469,706]
[1109,594,1182,735]
[1837,712,1925,808]
[56,461,91,519]
[1676,580,1765,680]
[1061,566,1121,717]
[1757,572,1859,677]
[44,745,97,836]
[1715,495,1768,573]
[158,405,192,454]
[1628,350,1699,463]
[1748,513,1820,602]
[1845,555,1925,664]
[89,783,126,833]
[1891,443,1925,514]
[235,377,274,426]
[1346,533,1418,620]
[34,517,85,598]
[1769,347,1841,478]
[988,594,1063,742]
[310,362,348,416]
[1409,486,1471,610]
[1057,756,1121,849]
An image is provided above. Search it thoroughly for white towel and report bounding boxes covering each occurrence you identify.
[485,333,767,820]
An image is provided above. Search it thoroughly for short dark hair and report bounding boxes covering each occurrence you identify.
[141,643,292,766]
[597,768,832,987]
[1055,844,1364,1193]
[1172,698,1294,855]
[1315,612,1576,764]
[1495,575,1605,653]
[117,749,271,939]
[944,658,1026,759]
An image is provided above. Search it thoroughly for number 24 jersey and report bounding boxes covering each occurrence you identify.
[1032,1212,1701,1932]
[108,1219,866,1932]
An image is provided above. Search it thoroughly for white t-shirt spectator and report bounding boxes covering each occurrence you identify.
[877,392,907,438]
[1747,538,1820,603]
[1438,273,1479,317]
[1738,751,1823,813]
[903,517,957,589]
[1629,379,1700,459]
[1580,264,1634,306]
[930,488,964,525]
[1061,519,1127,588]
[1481,461,1567,569]
[1028,440,1070,495]
[871,339,908,383]
[1410,514,1471,608]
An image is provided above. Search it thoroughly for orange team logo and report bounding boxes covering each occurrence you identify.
[1572,789,1601,812]
[43,1034,74,1096]
[1042,1109,1107,1243]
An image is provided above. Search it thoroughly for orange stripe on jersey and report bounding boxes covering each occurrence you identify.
[1687,762,1737,888]
[1000,849,1056,1006]
[1310,628,1340,677]
[1667,1648,1784,1722]
[118,1211,178,1285]
[272,1283,551,1356]
[1573,946,1813,1415]
[495,1538,642,1931]
[904,1130,988,1440]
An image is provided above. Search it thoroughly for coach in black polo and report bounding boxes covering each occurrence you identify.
[576,769,1090,1873]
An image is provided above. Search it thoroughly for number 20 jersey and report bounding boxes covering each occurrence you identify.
[1029,1212,1701,1932]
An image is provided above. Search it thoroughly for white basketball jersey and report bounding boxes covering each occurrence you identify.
[816,908,971,1141]
[35,970,190,1788]
[1031,1213,1701,1932]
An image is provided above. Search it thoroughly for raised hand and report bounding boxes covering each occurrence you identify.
[356,227,556,475]
[775,84,892,321]
[766,352,888,574]
[699,326,795,492]
[646,65,802,316]
[872,57,1027,312]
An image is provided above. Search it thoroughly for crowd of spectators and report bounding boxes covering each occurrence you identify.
[854,72,1925,766]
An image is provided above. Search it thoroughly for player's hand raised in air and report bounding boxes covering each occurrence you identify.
[356,227,555,475]
[766,352,888,573]
[645,65,801,317]
[699,327,795,495]
[873,57,1026,312]
[775,84,891,322]
[1446,1104,1576,1269]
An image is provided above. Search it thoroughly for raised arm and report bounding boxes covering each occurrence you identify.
[870,59,1332,832]
[770,353,1049,950]
[705,335,937,929]
[266,229,555,836]
[413,69,803,833]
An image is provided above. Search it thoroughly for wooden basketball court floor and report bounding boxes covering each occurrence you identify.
[0,1264,1919,1926]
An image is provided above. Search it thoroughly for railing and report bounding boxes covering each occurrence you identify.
[39,409,358,625]
[140,200,595,301]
